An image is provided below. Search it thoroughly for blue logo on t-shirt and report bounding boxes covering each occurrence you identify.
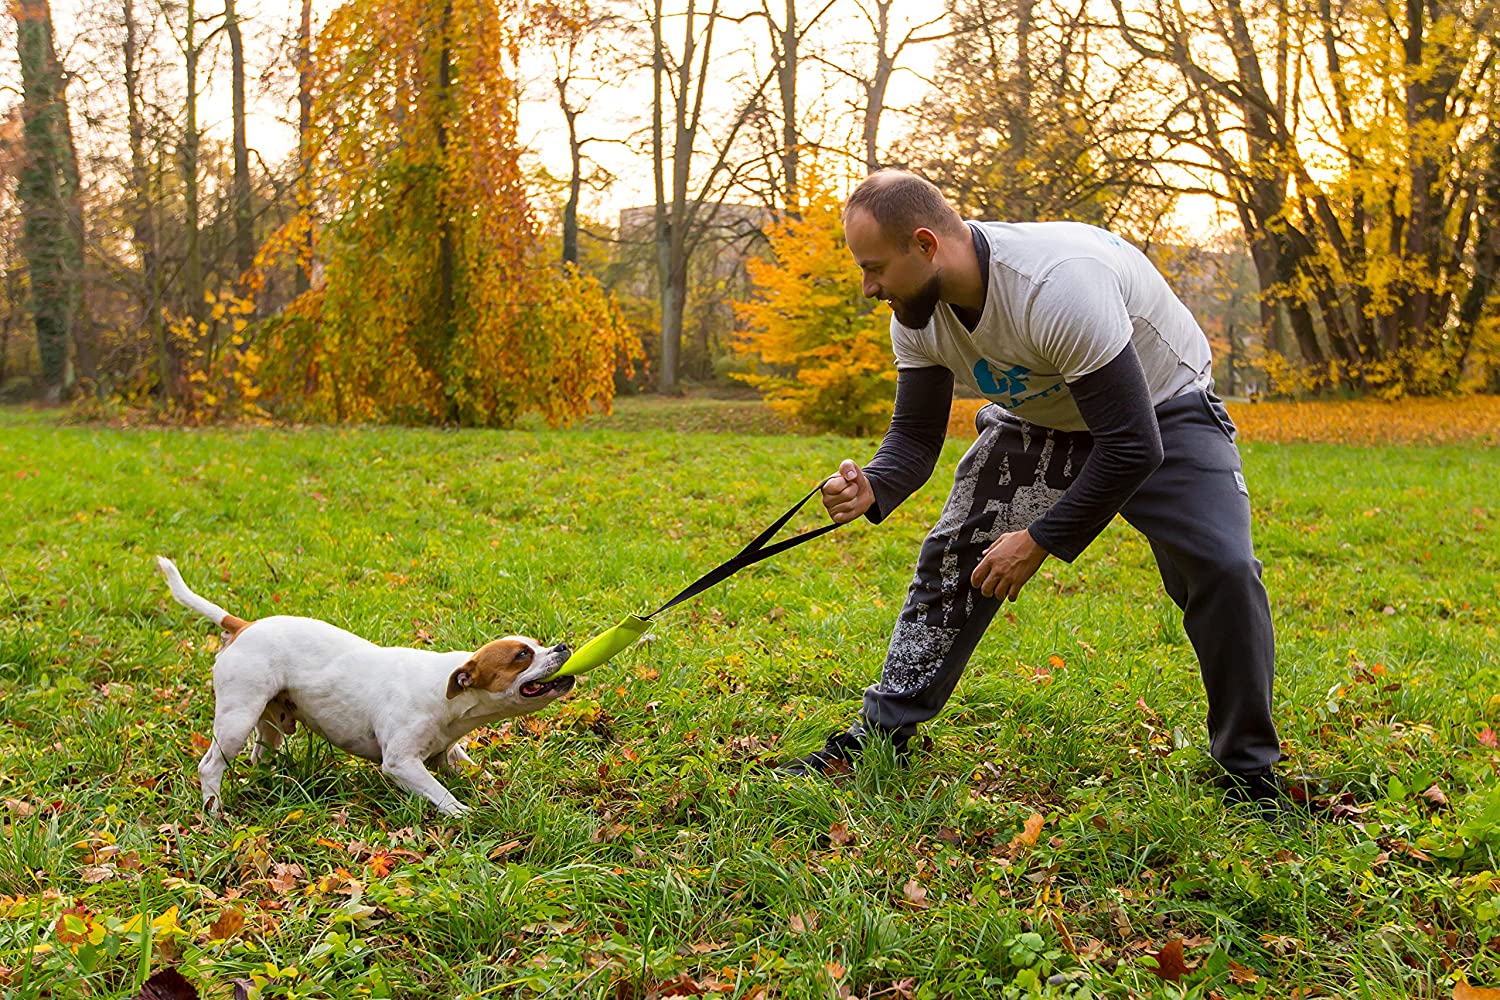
[973,359,1067,408]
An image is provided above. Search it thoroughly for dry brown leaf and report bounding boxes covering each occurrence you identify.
[825,962,846,980]
[1421,784,1450,809]
[902,879,929,908]
[3,798,34,817]
[829,822,855,847]
[1228,960,1259,984]
[1456,985,1500,1000]
[789,911,818,934]
[207,908,244,941]
[80,866,115,884]
[1147,939,1191,982]
[487,839,524,859]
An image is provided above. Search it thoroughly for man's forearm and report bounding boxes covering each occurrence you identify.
[1027,345,1164,561]
[862,366,954,524]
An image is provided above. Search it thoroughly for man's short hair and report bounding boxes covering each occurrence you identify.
[844,170,967,246]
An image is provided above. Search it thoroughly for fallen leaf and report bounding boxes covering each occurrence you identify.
[901,879,929,908]
[266,863,302,894]
[366,850,396,878]
[789,911,818,934]
[80,866,115,884]
[1147,939,1191,982]
[3,798,34,817]
[190,733,212,753]
[1011,812,1045,849]
[207,909,244,941]
[829,822,855,847]
[1456,985,1500,1000]
[1228,960,1259,984]
[487,839,524,859]
[1048,654,1065,669]
[825,962,846,980]
[1479,728,1498,748]
[136,968,198,1000]
[1421,784,1450,809]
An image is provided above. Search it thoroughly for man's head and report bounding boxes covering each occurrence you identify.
[844,169,967,329]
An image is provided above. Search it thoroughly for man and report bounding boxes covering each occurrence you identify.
[780,169,1289,808]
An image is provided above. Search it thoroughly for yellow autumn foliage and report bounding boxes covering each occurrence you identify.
[730,178,896,437]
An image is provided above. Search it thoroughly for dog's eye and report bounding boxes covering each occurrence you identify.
[514,648,533,662]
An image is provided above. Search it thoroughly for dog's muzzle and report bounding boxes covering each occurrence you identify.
[520,644,574,697]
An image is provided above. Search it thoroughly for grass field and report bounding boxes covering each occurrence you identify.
[2,402,1499,999]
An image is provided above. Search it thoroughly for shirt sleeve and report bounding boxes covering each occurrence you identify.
[862,366,953,524]
[1025,343,1164,562]
[1023,257,1134,380]
[890,317,938,371]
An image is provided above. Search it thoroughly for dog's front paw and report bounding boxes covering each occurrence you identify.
[439,800,473,818]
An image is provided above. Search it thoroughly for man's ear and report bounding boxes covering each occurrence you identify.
[446,661,476,700]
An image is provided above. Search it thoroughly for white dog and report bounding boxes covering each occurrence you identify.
[156,556,574,816]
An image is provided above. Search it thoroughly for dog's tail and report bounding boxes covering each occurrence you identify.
[155,556,251,637]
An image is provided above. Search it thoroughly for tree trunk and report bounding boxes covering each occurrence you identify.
[183,0,204,337]
[435,0,456,414]
[862,1,894,171]
[226,0,255,301]
[12,0,84,403]
[295,0,312,296]
[558,80,581,266]
[779,0,797,206]
[123,0,171,399]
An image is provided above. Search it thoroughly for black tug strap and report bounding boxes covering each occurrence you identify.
[648,479,844,619]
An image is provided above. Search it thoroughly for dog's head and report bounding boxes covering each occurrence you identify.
[445,636,574,711]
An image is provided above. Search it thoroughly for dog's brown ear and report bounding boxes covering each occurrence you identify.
[446,661,476,700]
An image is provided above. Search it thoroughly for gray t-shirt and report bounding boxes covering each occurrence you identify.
[890,220,1212,432]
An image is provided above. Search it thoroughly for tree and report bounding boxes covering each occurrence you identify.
[646,0,774,393]
[813,1,952,171]
[11,0,86,403]
[262,0,637,426]
[731,172,895,436]
[909,0,1167,232]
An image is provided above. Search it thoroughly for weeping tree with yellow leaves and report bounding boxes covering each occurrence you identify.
[731,178,896,437]
[260,0,636,427]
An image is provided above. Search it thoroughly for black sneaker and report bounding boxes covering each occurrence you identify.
[1218,768,1311,815]
[777,729,911,777]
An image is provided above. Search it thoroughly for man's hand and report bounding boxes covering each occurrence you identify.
[971,530,1050,601]
[822,459,875,524]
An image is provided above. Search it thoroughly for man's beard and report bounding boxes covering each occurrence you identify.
[889,273,942,329]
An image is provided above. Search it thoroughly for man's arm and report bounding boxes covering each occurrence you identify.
[822,366,953,524]
[864,366,953,523]
[1026,342,1163,561]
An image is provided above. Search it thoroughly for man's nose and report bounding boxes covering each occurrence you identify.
[862,278,880,299]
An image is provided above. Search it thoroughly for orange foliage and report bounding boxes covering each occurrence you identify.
[947,396,1500,445]
[730,174,896,436]
[258,0,636,427]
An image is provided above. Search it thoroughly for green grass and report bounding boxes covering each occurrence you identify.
[1,402,1498,999]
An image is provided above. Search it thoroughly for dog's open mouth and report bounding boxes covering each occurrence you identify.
[520,676,575,698]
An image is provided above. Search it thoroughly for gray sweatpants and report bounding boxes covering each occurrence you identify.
[860,390,1281,774]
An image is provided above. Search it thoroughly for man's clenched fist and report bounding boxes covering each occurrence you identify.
[822,459,875,524]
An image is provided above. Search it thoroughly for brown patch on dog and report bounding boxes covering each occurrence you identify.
[446,639,535,699]
[219,615,252,648]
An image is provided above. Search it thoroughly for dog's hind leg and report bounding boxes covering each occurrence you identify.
[249,697,298,765]
[200,697,270,815]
